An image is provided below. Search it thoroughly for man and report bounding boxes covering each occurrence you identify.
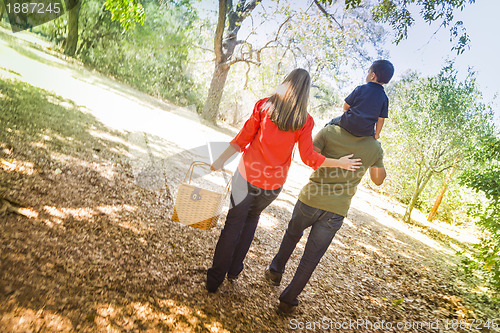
[265,124,386,314]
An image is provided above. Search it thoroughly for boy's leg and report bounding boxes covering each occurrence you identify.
[325,115,365,137]
[269,200,320,275]
[206,171,253,291]
[325,116,342,127]
[279,211,344,306]
[227,186,282,278]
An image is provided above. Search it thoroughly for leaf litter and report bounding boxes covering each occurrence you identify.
[0,78,499,332]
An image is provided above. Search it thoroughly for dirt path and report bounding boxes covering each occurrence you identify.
[0,28,497,332]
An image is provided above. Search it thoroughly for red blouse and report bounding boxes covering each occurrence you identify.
[230,98,326,190]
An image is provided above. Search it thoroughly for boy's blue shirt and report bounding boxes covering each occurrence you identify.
[339,82,388,137]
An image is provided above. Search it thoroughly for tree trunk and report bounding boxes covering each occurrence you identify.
[64,0,82,56]
[427,160,457,221]
[201,64,230,123]
[1,2,5,22]
[201,0,260,123]
[404,170,433,223]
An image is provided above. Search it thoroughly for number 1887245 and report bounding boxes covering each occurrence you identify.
[5,2,61,14]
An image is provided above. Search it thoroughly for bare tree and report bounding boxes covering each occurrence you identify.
[201,0,262,123]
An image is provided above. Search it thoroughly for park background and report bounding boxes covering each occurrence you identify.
[1,0,500,332]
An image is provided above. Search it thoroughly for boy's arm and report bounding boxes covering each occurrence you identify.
[374,117,385,139]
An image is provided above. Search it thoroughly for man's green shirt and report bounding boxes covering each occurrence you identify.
[298,125,384,217]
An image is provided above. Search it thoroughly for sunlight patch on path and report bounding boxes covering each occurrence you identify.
[0,30,232,155]
[352,188,454,254]
[0,307,73,332]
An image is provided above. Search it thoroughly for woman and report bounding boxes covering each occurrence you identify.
[206,68,361,292]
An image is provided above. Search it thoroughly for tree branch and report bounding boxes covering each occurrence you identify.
[225,16,290,69]
[311,103,334,110]
[226,57,261,67]
[244,62,251,89]
[434,164,454,174]
[156,42,213,53]
[254,16,291,61]
[241,0,261,17]
[0,197,31,218]
[215,0,227,63]
[313,0,344,30]
[227,0,261,40]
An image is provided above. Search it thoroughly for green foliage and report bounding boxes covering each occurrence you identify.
[382,63,498,289]
[104,0,145,32]
[32,0,201,108]
[459,134,500,289]
[318,0,475,53]
[212,0,388,122]
[382,64,493,221]
[90,0,200,107]
[282,1,387,81]
[32,15,67,44]
[371,0,475,54]
[345,0,362,9]
[320,0,361,8]
[389,66,491,151]
[310,84,343,117]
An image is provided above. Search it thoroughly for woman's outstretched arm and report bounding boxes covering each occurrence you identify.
[211,143,239,171]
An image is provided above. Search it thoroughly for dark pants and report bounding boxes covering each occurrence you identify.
[206,170,281,291]
[270,200,344,306]
[325,116,365,137]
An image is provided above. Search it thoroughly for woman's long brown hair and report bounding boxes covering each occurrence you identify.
[266,68,311,132]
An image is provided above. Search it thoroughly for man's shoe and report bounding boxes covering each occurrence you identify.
[276,301,297,315]
[264,266,282,286]
[205,282,218,293]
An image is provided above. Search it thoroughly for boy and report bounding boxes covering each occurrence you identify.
[326,60,394,139]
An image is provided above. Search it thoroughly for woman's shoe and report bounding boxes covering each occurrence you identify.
[264,266,282,286]
[276,301,297,315]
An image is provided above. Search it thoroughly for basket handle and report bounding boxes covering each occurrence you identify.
[183,161,233,194]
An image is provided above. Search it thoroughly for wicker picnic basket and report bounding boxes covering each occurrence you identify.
[171,161,232,230]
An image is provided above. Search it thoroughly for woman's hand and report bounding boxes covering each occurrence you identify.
[210,143,239,171]
[211,159,224,171]
[320,154,362,170]
[337,154,362,171]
